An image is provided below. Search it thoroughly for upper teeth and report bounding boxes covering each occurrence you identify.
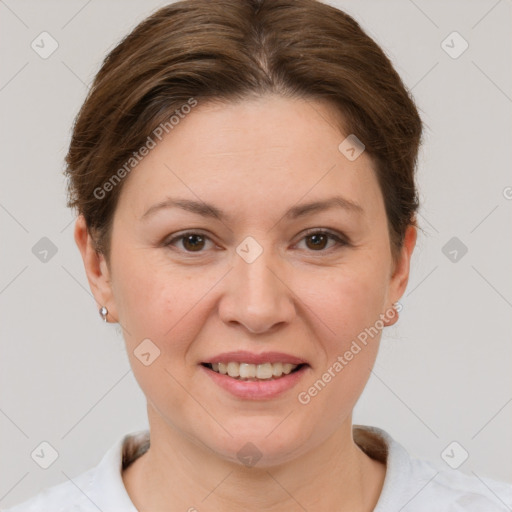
[211,362,298,379]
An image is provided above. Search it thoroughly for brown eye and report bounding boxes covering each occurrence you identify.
[165,232,214,253]
[296,230,348,252]
[181,234,206,251]
[305,233,329,250]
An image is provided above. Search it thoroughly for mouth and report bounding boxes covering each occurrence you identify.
[200,361,309,399]
[199,350,310,399]
[201,361,307,381]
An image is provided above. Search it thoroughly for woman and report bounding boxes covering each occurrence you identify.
[4,0,511,510]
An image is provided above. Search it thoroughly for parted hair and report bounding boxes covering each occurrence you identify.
[65,0,423,265]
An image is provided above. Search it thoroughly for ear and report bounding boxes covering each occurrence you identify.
[74,215,118,323]
[383,224,417,326]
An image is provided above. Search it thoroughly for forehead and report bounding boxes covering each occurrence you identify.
[116,95,384,225]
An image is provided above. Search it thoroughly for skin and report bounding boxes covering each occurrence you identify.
[75,94,417,511]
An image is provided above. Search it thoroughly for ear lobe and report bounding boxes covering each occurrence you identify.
[74,215,117,321]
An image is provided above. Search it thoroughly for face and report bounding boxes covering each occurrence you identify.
[77,94,415,467]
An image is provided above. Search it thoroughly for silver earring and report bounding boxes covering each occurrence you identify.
[99,306,108,322]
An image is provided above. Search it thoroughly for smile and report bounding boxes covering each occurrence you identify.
[202,362,303,380]
[200,361,309,400]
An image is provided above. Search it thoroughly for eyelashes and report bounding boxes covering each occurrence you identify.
[294,229,348,252]
[164,229,349,255]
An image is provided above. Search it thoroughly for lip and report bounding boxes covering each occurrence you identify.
[201,350,307,365]
[200,363,309,400]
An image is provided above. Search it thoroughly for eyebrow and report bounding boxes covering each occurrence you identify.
[141,195,364,222]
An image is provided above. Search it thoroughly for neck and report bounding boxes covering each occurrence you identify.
[123,406,386,512]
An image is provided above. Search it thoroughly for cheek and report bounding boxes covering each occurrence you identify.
[110,248,174,354]
[118,274,194,349]
[114,265,199,415]
[303,260,388,346]
[295,259,388,407]
[112,249,217,371]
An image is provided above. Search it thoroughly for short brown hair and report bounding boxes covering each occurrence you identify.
[65,0,423,265]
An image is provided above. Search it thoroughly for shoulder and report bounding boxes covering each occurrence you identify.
[405,456,512,511]
[1,430,147,512]
[354,425,512,512]
[1,468,96,512]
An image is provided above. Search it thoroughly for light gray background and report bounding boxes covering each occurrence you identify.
[1,0,511,507]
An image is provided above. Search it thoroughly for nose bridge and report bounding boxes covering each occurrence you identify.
[220,238,294,333]
[240,249,277,299]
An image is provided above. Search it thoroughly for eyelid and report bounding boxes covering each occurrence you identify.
[164,230,218,252]
[293,228,349,250]
[299,227,347,241]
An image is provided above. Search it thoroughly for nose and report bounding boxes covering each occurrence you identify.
[218,247,296,334]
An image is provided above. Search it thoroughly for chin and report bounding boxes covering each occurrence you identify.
[195,417,313,469]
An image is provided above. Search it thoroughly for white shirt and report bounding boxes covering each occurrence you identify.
[3,425,511,511]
